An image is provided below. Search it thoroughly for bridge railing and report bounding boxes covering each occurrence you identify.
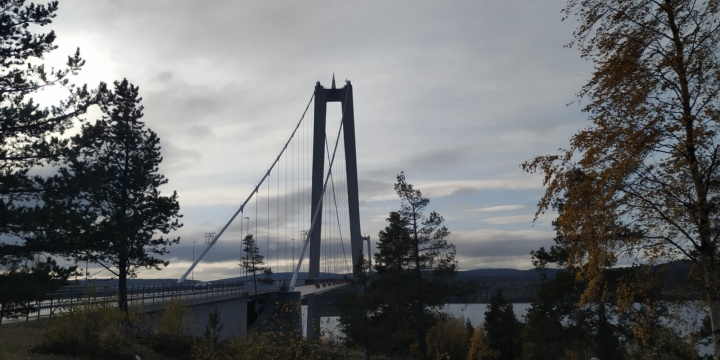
[2,280,246,323]
[2,278,343,324]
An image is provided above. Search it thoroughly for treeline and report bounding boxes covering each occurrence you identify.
[338,261,708,359]
[334,174,707,359]
[452,261,698,304]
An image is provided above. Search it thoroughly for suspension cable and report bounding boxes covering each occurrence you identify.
[177,91,315,283]
[290,85,350,289]
[325,136,350,274]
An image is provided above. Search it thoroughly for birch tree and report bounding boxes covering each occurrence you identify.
[523,1,720,357]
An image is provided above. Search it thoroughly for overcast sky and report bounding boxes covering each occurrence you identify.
[40,1,593,280]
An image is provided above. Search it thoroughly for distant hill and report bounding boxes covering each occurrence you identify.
[455,268,560,281]
[65,268,559,303]
[450,268,561,303]
[69,262,692,304]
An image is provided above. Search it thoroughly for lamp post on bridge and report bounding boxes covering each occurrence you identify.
[192,241,196,281]
[198,233,215,282]
[299,230,308,278]
[244,217,250,280]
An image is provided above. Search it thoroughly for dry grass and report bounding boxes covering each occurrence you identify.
[0,318,79,360]
[0,317,166,360]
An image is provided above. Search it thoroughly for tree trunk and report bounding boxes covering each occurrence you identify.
[703,263,720,360]
[597,302,611,360]
[413,214,426,358]
[118,255,128,313]
[663,3,720,358]
[709,303,720,360]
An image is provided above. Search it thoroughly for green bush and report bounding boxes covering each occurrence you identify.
[39,297,131,358]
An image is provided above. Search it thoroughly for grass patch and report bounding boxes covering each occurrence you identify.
[0,319,77,360]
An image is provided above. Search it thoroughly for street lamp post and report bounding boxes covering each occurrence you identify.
[198,233,215,282]
[192,240,196,281]
[298,230,308,274]
[244,217,250,280]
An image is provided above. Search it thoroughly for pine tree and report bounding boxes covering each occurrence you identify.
[0,0,97,321]
[239,234,272,295]
[483,291,522,360]
[44,79,182,312]
[339,172,457,357]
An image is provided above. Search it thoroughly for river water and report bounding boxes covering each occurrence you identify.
[305,303,712,356]
[304,303,532,339]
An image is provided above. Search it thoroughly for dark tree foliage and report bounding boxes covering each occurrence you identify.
[43,79,182,312]
[339,172,457,358]
[529,228,628,360]
[520,268,606,360]
[483,291,522,360]
[0,257,73,324]
[0,1,92,246]
[0,0,96,321]
[520,288,568,360]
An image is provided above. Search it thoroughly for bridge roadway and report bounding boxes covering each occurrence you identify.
[2,279,350,338]
[139,280,351,339]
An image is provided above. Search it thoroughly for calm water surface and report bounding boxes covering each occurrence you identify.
[305,303,531,339]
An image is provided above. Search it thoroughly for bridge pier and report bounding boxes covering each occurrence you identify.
[250,291,302,335]
[144,293,248,340]
[306,293,320,340]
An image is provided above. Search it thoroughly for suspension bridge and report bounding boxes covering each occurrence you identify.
[176,77,368,338]
[2,78,368,339]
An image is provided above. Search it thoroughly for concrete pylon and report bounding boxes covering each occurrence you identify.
[307,79,364,339]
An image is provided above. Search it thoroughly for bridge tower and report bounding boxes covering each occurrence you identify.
[309,78,363,281]
[306,78,363,339]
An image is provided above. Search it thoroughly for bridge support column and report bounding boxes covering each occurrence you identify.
[143,293,248,340]
[250,291,302,335]
[306,293,320,340]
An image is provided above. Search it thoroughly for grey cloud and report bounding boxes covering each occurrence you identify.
[152,71,173,83]
[358,178,393,201]
[144,80,230,127]
[159,141,203,175]
[455,238,552,259]
[404,147,473,174]
[45,0,588,278]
